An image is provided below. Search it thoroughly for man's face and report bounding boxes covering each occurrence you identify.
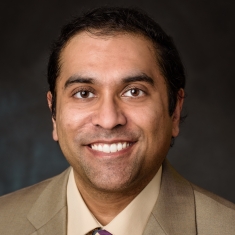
[48,32,183,193]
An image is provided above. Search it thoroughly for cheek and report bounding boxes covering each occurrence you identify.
[56,104,93,136]
[130,102,172,147]
[129,101,167,130]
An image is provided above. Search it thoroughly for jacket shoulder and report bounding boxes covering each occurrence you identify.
[192,184,235,234]
[0,176,53,210]
[0,169,70,234]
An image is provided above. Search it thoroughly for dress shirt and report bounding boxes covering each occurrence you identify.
[67,166,162,235]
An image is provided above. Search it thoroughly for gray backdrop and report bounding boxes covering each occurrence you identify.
[1,0,235,203]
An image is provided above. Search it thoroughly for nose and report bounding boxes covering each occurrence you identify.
[92,97,127,129]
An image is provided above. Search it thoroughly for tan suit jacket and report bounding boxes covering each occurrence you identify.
[0,160,235,234]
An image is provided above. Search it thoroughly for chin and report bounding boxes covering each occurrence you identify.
[89,175,134,193]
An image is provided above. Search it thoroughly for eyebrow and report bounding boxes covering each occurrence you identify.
[64,73,155,89]
[64,76,95,89]
[122,73,155,86]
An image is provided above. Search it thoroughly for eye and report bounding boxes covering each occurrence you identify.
[74,90,95,99]
[122,88,145,97]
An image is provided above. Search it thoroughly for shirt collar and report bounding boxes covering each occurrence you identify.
[67,167,162,235]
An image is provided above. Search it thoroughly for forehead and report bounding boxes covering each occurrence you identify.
[58,31,162,85]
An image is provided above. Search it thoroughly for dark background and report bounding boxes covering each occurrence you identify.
[1,0,235,203]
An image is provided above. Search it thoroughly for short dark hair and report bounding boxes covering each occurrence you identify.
[47,6,185,119]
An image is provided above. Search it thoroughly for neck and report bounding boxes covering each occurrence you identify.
[74,173,155,225]
[78,187,136,225]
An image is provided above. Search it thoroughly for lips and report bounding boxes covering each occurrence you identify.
[90,142,132,153]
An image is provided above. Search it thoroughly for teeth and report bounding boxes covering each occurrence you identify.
[110,143,117,152]
[91,142,131,153]
[123,142,127,148]
[93,144,98,150]
[117,143,122,151]
[103,144,110,153]
[98,144,102,152]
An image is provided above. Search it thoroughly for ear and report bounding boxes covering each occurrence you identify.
[47,91,58,141]
[171,88,184,137]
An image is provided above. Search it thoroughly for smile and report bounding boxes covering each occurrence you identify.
[90,142,132,153]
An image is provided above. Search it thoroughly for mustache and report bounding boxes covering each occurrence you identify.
[76,126,141,144]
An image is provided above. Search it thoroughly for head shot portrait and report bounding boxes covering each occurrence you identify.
[0,2,235,235]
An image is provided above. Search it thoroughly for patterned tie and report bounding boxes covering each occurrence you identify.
[92,228,112,235]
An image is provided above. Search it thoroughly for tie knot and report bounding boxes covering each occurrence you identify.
[92,228,112,235]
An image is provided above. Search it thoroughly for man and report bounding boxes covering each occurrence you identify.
[0,6,234,235]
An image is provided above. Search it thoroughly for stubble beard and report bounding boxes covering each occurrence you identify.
[71,126,145,195]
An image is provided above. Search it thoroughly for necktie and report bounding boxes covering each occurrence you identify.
[92,228,112,235]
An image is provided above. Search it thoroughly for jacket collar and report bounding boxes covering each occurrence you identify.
[27,168,71,235]
[144,160,197,235]
[26,160,197,235]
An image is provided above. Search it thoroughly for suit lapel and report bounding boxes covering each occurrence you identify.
[27,168,71,235]
[26,161,197,234]
[143,213,167,235]
[145,160,197,235]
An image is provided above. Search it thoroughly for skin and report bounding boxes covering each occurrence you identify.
[47,32,184,224]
